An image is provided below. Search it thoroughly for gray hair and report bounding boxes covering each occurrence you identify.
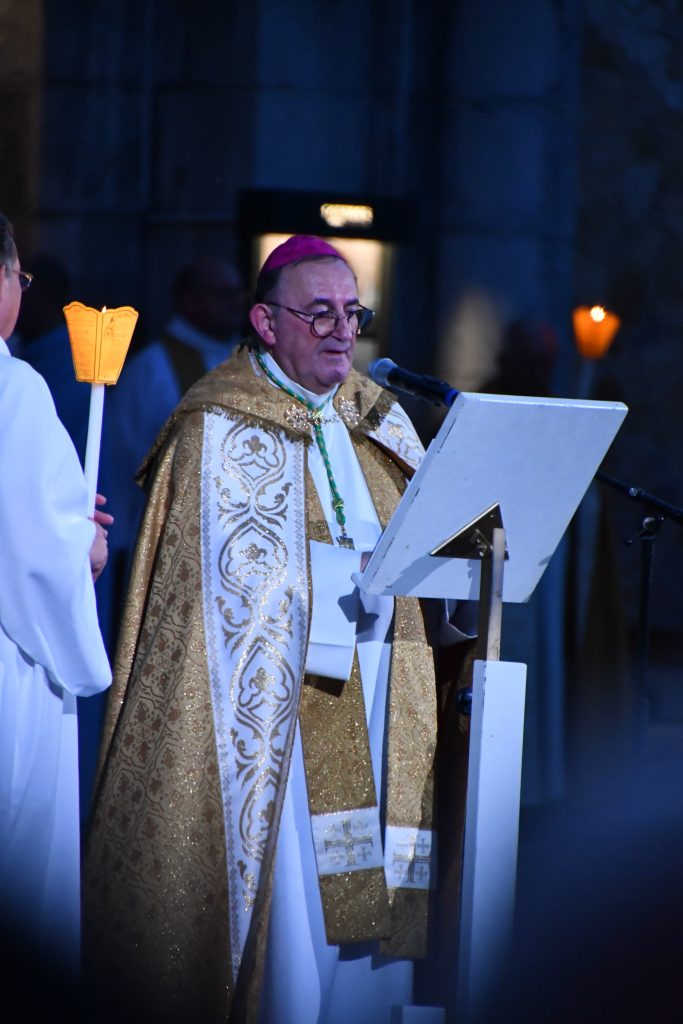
[0,213,17,269]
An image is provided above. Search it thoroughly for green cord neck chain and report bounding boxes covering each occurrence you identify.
[256,351,354,549]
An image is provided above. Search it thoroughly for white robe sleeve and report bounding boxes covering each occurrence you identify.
[0,357,111,696]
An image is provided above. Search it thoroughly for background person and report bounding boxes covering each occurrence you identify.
[10,252,89,464]
[85,257,247,810]
[102,255,247,591]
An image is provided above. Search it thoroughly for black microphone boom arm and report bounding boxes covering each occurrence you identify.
[367,358,459,407]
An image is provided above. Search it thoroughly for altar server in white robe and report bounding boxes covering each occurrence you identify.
[0,211,112,969]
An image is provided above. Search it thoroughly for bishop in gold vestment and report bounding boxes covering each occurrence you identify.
[84,238,474,1023]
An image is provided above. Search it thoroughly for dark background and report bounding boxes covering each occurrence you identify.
[3,0,683,802]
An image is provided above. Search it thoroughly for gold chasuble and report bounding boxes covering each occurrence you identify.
[84,346,460,1023]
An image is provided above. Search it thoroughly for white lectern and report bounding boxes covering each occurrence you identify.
[360,391,627,1020]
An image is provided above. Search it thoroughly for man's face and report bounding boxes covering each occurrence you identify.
[262,258,359,394]
[0,257,23,340]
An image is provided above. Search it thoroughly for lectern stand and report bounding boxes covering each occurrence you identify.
[360,391,627,1020]
[452,523,526,1022]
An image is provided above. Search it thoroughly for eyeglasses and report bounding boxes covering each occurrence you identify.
[6,267,33,291]
[268,302,374,338]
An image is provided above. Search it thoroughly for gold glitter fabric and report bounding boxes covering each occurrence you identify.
[299,653,392,941]
[135,344,397,481]
[85,345,460,1020]
[318,868,391,943]
[84,415,234,1020]
[296,429,440,955]
[382,598,437,958]
[356,439,440,958]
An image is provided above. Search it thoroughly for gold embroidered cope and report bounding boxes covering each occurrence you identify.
[84,345,439,1021]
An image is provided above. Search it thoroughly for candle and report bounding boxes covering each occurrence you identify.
[63,301,138,512]
[572,305,621,360]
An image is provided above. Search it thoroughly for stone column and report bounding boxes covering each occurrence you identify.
[432,0,582,393]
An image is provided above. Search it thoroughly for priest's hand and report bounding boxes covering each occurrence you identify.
[90,493,113,582]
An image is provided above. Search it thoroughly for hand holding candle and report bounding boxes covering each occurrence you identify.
[63,302,138,513]
[90,493,114,582]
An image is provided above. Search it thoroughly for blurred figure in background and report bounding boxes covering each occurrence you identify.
[11,252,90,464]
[482,317,559,398]
[480,318,567,805]
[101,255,247,640]
[83,257,247,820]
[480,316,631,802]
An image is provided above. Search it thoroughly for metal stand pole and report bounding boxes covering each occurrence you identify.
[627,513,664,757]
[476,527,506,662]
[595,471,681,759]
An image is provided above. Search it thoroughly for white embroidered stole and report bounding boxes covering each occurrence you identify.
[200,411,309,978]
[366,400,424,472]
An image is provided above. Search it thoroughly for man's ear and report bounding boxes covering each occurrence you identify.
[249,303,277,348]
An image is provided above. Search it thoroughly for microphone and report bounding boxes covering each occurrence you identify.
[367,358,459,407]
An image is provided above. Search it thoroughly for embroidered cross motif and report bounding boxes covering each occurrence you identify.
[390,834,432,886]
[384,826,434,890]
[311,808,384,876]
[323,817,375,869]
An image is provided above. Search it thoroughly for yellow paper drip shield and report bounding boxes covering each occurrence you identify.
[63,302,138,383]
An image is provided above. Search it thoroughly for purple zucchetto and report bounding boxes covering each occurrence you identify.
[259,235,346,275]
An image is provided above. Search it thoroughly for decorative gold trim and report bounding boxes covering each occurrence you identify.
[337,396,360,429]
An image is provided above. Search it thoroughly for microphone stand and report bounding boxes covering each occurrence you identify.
[594,469,683,756]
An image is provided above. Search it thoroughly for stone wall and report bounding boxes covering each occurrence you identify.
[577,0,683,635]
[12,0,581,378]
[0,0,42,247]
[5,0,683,753]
